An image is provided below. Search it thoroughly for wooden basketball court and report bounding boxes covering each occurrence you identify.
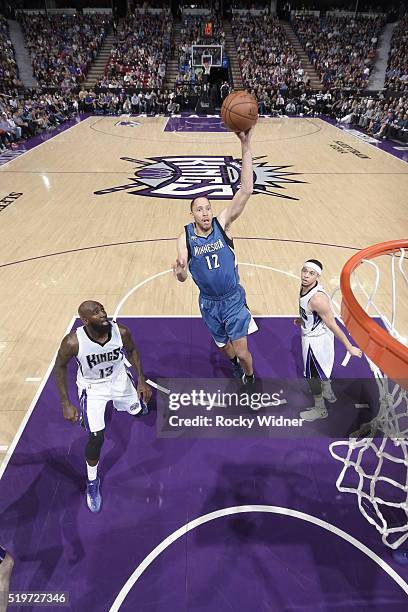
[0,113,407,455]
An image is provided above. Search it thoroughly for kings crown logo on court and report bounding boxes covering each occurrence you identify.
[94,156,303,200]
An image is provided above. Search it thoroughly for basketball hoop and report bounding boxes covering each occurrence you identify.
[329,239,408,549]
[341,240,408,386]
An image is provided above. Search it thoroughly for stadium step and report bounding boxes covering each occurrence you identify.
[280,21,322,90]
[83,28,115,88]
[164,21,181,89]
[223,21,243,90]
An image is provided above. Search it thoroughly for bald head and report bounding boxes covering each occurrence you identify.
[78,301,109,332]
[78,300,103,318]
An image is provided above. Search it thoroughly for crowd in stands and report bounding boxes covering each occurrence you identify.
[0,15,21,92]
[0,89,78,151]
[19,13,111,89]
[385,14,408,94]
[78,88,183,114]
[1,8,408,153]
[292,14,385,89]
[100,12,171,90]
[335,93,408,142]
[177,14,226,84]
[0,87,187,151]
[232,15,306,106]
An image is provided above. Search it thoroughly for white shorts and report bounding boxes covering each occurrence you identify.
[77,368,141,433]
[302,330,334,380]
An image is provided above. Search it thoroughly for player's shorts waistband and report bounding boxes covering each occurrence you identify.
[200,286,241,302]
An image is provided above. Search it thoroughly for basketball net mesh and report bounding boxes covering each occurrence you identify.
[329,247,408,549]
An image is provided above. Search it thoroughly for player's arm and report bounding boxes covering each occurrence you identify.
[54,332,80,422]
[218,128,254,232]
[119,324,152,403]
[309,293,362,357]
[172,232,189,282]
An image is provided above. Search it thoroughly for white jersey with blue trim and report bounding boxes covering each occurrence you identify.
[76,321,124,385]
[299,282,333,337]
[185,217,239,298]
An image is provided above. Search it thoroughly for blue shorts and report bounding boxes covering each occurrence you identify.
[199,285,258,347]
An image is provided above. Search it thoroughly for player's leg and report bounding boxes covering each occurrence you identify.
[224,287,258,383]
[231,336,254,383]
[0,545,13,612]
[300,334,334,421]
[301,362,328,421]
[79,387,106,512]
[219,341,244,379]
[199,297,239,375]
[112,369,146,416]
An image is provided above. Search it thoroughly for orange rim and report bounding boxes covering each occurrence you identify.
[340,239,408,385]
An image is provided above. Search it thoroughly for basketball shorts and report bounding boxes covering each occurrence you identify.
[302,330,335,380]
[199,285,258,347]
[77,367,141,433]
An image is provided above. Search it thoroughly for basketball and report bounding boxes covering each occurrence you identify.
[221,91,258,132]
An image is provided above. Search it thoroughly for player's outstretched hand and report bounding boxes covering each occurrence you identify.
[349,346,363,358]
[236,127,254,145]
[63,403,78,423]
[293,317,302,326]
[138,380,152,403]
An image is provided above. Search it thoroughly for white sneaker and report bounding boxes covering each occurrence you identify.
[322,382,337,403]
[300,406,328,421]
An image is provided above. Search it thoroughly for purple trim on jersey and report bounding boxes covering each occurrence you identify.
[311,311,322,331]
[0,545,6,563]
[80,390,90,432]
[126,371,137,390]
[75,356,83,376]
[306,345,328,381]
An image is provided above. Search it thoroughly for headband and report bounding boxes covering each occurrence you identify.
[303,261,322,275]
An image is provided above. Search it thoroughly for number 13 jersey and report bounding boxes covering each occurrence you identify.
[76,321,124,385]
[185,217,240,299]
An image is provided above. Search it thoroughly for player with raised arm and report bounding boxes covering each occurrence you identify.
[173,129,257,384]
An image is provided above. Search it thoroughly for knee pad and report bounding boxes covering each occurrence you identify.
[307,376,322,397]
[85,429,105,462]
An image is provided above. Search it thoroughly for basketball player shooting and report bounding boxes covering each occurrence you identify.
[294,260,362,421]
[54,301,152,513]
[173,128,257,384]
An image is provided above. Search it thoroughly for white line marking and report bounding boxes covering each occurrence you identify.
[147,378,286,408]
[109,504,408,611]
[113,263,299,318]
[25,377,42,382]
[146,379,226,407]
[113,269,172,319]
[146,379,170,394]
[0,316,76,482]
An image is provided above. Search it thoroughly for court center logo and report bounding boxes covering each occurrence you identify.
[94,156,303,200]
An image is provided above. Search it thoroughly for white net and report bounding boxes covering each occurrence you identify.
[329,246,408,549]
